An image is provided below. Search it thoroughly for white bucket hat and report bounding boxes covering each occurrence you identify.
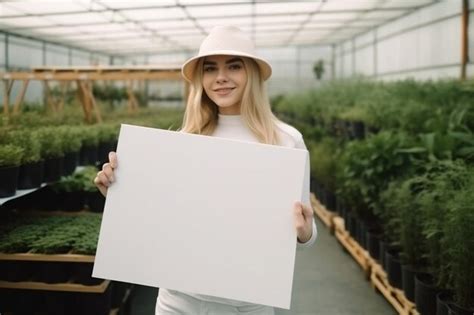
[181,26,272,82]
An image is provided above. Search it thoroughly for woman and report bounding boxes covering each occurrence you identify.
[95,26,317,315]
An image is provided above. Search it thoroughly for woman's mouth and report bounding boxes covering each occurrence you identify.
[214,87,235,96]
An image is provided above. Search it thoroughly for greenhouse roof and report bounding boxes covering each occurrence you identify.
[0,0,437,56]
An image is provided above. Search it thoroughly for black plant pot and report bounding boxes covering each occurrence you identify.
[347,213,357,238]
[3,290,42,314]
[0,260,36,282]
[71,283,112,315]
[415,273,440,315]
[352,121,366,140]
[87,191,106,212]
[0,165,19,198]
[448,303,474,315]
[63,151,79,176]
[80,145,99,166]
[401,264,417,302]
[98,141,114,164]
[437,291,454,315]
[44,156,64,183]
[324,189,337,212]
[386,248,402,289]
[366,230,382,261]
[379,239,389,268]
[73,263,102,286]
[59,191,86,211]
[36,262,71,284]
[18,160,44,189]
[44,291,73,315]
[32,186,61,211]
[357,220,367,249]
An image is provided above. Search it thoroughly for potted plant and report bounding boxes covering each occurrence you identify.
[444,172,474,314]
[309,137,340,212]
[312,59,324,80]
[57,126,82,176]
[79,125,99,166]
[51,174,86,212]
[36,127,65,182]
[3,129,43,189]
[0,144,24,197]
[97,124,119,163]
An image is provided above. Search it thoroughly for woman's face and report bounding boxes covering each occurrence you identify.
[202,55,248,115]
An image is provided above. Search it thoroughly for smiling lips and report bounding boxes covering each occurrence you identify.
[214,87,235,96]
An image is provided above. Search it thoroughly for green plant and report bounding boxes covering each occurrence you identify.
[2,129,41,164]
[97,123,119,143]
[338,131,419,219]
[79,125,100,147]
[0,144,24,167]
[36,127,65,158]
[308,137,340,192]
[312,59,325,80]
[56,126,82,153]
[445,170,474,308]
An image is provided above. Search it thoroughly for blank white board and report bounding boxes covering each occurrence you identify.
[93,124,308,309]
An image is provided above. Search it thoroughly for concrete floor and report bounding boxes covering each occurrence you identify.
[129,218,396,315]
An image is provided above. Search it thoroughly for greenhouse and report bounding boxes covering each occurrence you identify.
[0,0,473,314]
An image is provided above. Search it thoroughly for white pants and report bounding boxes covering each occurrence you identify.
[156,289,275,315]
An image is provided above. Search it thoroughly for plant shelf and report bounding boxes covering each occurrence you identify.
[0,250,95,263]
[0,279,110,293]
[0,183,47,206]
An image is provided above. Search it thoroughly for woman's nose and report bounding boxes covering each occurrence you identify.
[216,68,228,83]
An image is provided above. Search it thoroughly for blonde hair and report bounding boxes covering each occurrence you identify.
[180,56,280,145]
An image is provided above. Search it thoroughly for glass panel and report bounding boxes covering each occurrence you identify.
[47,12,108,24]
[121,7,187,20]
[256,2,320,15]
[6,1,85,14]
[186,4,251,18]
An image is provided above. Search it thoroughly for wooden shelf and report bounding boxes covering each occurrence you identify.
[0,250,95,262]
[370,264,419,315]
[0,184,47,206]
[0,279,110,293]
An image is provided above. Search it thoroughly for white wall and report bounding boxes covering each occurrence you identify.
[334,1,472,80]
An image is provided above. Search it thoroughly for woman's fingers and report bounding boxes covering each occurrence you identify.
[294,201,313,243]
[94,151,118,197]
[102,163,115,183]
[293,202,306,229]
[109,151,118,169]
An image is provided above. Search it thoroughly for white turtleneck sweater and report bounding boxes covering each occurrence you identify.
[159,114,317,308]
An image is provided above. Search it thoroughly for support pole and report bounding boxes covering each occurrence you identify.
[13,79,29,115]
[77,80,92,123]
[461,0,469,80]
[3,80,11,116]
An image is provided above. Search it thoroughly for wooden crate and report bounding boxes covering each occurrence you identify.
[310,194,337,229]
[370,263,419,315]
[334,226,372,276]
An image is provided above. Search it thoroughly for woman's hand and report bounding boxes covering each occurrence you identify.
[94,152,118,197]
[294,201,314,243]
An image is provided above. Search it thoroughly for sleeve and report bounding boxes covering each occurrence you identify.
[295,136,317,249]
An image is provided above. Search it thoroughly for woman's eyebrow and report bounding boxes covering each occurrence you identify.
[226,58,243,64]
[203,58,243,66]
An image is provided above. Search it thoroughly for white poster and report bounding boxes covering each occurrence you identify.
[93,124,308,309]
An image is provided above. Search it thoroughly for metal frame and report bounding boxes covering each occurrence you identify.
[0,0,440,57]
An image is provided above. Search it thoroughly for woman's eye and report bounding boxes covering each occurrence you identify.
[229,64,242,70]
[204,67,216,72]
